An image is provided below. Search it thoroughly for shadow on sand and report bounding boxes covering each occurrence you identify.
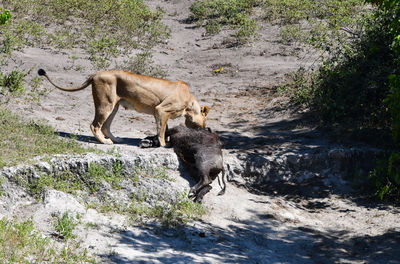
[56,131,143,147]
[100,208,400,264]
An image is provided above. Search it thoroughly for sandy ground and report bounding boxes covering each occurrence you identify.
[2,0,400,263]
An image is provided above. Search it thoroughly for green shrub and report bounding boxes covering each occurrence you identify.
[127,191,206,227]
[190,0,259,43]
[312,17,395,129]
[364,0,400,201]
[279,1,400,201]
[263,0,370,52]
[0,69,28,96]
[85,161,126,193]
[0,217,95,262]
[0,218,50,262]
[369,153,400,201]
[282,11,396,133]
[54,212,77,241]
[0,8,11,24]
[263,0,312,24]
[277,67,314,106]
[0,108,91,168]
[1,0,169,67]
[234,14,258,43]
[121,51,167,78]
[205,20,221,35]
[28,76,48,102]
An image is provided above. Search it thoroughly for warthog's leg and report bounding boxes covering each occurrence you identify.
[189,168,212,199]
[139,135,160,148]
[101,103,122,143]
[194,185,212,203]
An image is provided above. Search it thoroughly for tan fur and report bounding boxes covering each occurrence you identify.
[39,70,209,146]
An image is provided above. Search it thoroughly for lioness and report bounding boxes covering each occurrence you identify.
[38,69,209,146]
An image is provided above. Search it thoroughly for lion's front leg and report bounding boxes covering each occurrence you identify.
[154,107,170,147]
[156,118,168,147]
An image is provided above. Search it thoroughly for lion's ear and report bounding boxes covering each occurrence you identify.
[201,106,210,116]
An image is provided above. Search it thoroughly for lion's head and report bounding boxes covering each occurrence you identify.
[185,105,210,129]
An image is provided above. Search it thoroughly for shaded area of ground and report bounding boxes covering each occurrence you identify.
[103,208,400,264]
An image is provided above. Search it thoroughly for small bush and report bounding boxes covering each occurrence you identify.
[263,0,371,52]
[234,14,258,43]
[86,161,126,193]
[279,2,399,201]
[281,11,396,134]
[128,191,206,227]
[190,0,259,43]
[27,76,48,102]
[0,69,28,96]
[122,51,167,78]
[311,15,395,130]
[364,0,400,202]
[0,218,95,262]
[0,108,91,168]
[278,68,314,106]
[205,20,221,35]
[54,212,77,241]
[0,8,11,24]
[0,218,49,262]
[1,0,169,67]
[369,153,400,201]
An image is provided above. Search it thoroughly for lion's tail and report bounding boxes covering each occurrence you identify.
[38,69,93,92]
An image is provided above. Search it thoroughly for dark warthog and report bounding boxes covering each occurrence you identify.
[167,125,226,202]
[141,125,226,202]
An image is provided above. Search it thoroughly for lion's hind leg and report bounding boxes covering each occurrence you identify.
[90,95,116,145]
[101,103,122,143]
[90,122,113,144]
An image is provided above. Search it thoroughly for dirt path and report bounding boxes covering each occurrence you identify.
[2,0,400,263]
[109,180,399,264]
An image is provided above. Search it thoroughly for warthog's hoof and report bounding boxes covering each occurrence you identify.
[188,189,196,199]
[139,136,160,148]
